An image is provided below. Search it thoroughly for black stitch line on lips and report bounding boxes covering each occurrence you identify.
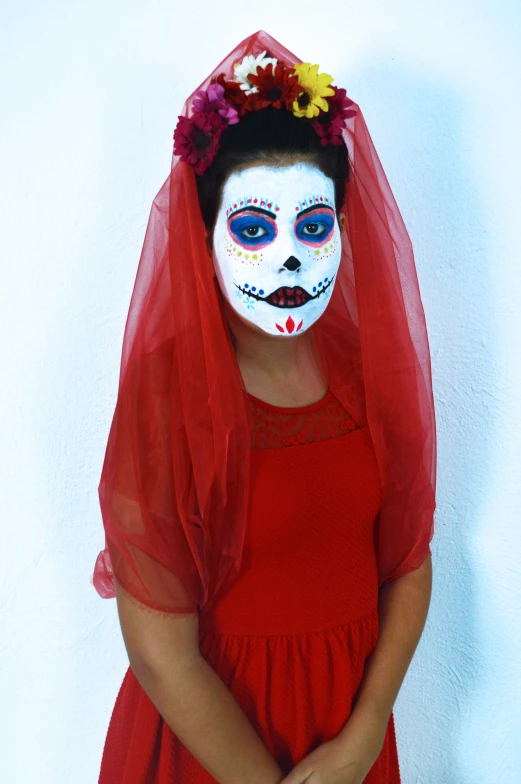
[234,274,335,305]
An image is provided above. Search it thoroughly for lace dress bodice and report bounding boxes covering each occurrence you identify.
[247,387,360,450]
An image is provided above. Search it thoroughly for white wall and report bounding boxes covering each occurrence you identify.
[1,1,520,781]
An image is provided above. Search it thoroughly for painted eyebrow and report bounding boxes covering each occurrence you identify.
[228,205,276,219]
[296,203,335,219]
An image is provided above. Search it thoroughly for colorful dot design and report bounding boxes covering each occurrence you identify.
[307,234,339,261]
[226,197,280,218]
[224,236,261,266]
[295,195,332,212]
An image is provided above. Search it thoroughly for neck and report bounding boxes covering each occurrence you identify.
[222,299,323,390]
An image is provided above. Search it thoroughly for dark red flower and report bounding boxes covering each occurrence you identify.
[173,111,226,174]
[245,62,301,111]
[215,73,250,116]
[311,86,357,145]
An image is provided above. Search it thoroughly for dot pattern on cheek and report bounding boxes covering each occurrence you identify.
[307,234,339,262]
[224,236,262,266]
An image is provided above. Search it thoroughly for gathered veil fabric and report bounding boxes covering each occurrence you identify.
[92,30,437,617]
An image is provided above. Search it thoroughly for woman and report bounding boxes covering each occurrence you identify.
[93,30,436,783]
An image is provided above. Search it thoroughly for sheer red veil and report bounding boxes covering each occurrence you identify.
[92,30,437,616]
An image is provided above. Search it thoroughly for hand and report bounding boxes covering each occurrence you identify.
[278,711,386,784]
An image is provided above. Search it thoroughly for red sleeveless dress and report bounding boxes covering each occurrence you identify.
[98,388,401,782]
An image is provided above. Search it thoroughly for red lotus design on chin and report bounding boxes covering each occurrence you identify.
[275,315,304,334]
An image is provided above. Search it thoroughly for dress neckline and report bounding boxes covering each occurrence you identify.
[245,387,334,414]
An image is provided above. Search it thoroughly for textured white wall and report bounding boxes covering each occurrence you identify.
[1,1,520,782]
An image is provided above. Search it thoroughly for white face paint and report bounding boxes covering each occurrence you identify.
[212,162,342,336]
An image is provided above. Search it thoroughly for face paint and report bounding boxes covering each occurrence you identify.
[212,162,342,336]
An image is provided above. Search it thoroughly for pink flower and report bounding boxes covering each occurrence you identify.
[192,83,239,125]
[173,111,226,174]
[311,86,357,145]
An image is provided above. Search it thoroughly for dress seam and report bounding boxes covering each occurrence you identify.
[245,387,334,413]
[250,424,367,453]
[199,606,378,640]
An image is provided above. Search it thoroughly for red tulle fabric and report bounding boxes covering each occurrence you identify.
[92,29,437,617]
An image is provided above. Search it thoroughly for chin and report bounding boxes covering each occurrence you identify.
[237,306,320,337]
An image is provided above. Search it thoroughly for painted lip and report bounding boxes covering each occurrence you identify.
[235,275,335,308]
[267,286,311,308]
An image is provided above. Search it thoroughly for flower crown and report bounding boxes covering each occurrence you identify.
[173,51,357,175]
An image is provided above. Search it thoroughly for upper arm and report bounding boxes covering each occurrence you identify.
[114,577,201,675]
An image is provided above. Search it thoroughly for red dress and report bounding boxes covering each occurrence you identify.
[98,388,401,782]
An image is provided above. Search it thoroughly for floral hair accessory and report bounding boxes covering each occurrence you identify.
[233,50,278,94]
[246,62,301,112]
[192,83,240,124]
[311,86,358,146]
[291,62,335,119]
[173,112,226,175]
[173,52,358,174]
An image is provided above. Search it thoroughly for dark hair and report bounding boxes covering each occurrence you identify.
[195,106,350,234]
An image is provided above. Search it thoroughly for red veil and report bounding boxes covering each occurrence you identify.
[92,30,437,616]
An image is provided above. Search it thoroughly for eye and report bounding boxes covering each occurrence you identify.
[229,213,277,247]
[295,211,335,245]
[241,225,268,239]
[301,222,326,236]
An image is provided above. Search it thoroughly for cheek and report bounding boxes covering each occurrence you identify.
[224,236,263,268]
[305,230,341,263]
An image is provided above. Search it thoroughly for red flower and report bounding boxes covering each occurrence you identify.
[173,111,226,174]
[215,73,250,116]
[245,62,301,111]
[311,86,357,146]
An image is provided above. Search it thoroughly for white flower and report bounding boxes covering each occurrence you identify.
[233,50,278,94]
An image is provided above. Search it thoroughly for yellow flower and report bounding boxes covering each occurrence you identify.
[292,62,335,119]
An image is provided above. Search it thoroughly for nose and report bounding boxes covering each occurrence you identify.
[282,256,302,272]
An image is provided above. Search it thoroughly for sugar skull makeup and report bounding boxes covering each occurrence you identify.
[212,162,342,336]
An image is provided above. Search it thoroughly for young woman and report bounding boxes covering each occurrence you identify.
[93,31,436,784]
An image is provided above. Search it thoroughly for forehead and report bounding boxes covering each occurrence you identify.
[220,162,335,209]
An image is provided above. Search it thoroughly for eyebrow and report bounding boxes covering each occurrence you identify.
[228,205,276,219]
[296,203,335,219]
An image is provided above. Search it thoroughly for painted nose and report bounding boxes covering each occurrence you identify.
[283,256,302,272]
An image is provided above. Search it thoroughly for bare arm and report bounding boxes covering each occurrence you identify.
[337,554,433,750]
[114,579,285,784]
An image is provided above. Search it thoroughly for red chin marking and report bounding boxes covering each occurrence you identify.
[275,316,304,334]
